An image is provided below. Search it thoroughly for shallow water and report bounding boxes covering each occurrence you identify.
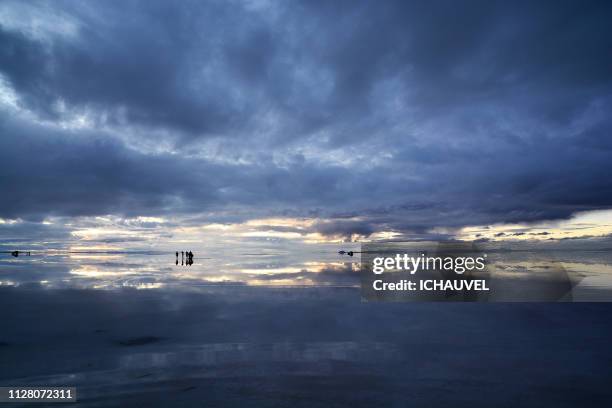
[1,247,612,406]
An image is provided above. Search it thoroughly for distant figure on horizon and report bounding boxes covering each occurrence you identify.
[175,250,194,266]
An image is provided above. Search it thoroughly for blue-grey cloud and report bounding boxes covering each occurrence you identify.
[1,0,612,236]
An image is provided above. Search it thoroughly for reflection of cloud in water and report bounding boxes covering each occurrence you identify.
[0,249,363,289]
[119,342,398,370]
[69,254,123,260]
[2,247,612,297]
[1,286,612,406]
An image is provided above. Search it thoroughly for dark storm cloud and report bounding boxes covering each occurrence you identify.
[1,0,612,235]
[0,220,71,245]
[311,220,376,240]
[0,1,250,135]
[0,113,365,220]
[0,115,212,218]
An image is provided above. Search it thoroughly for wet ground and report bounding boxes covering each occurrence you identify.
[0,249,611,407]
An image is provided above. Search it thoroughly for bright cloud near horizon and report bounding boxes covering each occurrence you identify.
[1,0,612,248]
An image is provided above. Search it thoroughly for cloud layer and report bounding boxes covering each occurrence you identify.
[1,0,612,237]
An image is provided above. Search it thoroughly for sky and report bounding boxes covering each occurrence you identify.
[1,0,612,248]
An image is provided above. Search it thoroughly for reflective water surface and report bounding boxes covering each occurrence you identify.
[1,245,612,406]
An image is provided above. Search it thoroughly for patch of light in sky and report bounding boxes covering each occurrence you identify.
[0,1,80,41]
[458,209,612,241]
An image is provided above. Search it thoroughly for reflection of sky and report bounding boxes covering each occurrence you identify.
[1,283,612,406]
[0,242,360,290]
[2,241,612,299]
[2,243,612,405]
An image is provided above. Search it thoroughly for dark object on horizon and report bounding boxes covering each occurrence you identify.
[338,250,354,257]
[176,250,194,266]
[9,251,30,257]
[187,251,194,266]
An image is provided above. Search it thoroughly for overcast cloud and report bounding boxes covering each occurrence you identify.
[1,0,612,239]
